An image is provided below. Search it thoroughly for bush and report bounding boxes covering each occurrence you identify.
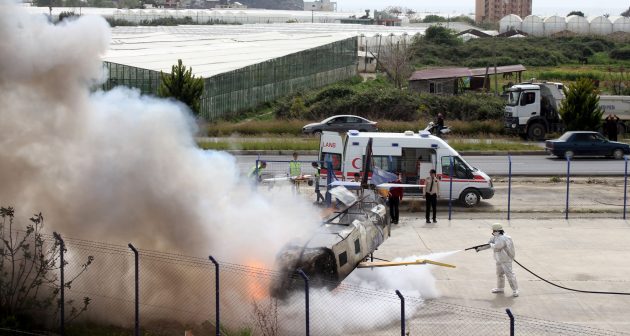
[535,71,600,81]
[0,207,92,330]
[417,93,505,121]
[610,47,630,60]
[411,35,621,67]
[273,78,506,126]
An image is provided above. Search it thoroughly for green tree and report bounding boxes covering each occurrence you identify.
[158,59,205,117]
[423,26,461,46]
[622,7,630,17]
[289,96,307,119]
[422,15,447,23]
[567,11,585,17]
[559,78,603,131]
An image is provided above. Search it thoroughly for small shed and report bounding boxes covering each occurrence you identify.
[409,64,526,94]
[358,51,378,73]
[408,68,472,94]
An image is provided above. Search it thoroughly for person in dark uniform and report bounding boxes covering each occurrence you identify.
[424,169,439,224]
[388,173,403,224]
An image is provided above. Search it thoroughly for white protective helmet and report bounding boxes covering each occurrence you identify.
[492,223,503,231]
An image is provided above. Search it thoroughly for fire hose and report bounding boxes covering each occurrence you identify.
[466,244,630,296]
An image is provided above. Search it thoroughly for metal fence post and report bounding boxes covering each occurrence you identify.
[255,157,260,180]
[448,157,454,220]
[624,156,628,220]
[507,155,512,220]
[209,256,220,336]
[325,160,333,207]
[395,290,405,336]
[506,308,515,336]
[565,156,571,220]
[128,243,139,336]
[53,232,65,336]
[297,269,310,336]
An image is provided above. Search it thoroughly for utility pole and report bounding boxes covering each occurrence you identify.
[493,35,498,96]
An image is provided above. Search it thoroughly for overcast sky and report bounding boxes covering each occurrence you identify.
[336,0,630,17]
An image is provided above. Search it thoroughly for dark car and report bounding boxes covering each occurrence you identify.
[302,115,378,135]
[545,131,630,159]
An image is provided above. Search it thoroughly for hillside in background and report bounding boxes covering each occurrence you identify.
[238,0,303,10]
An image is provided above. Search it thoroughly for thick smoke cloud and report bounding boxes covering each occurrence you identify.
[0,2,457,331]
[0,1,319,264]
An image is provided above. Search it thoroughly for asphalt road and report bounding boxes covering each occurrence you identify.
[234,154,630,176]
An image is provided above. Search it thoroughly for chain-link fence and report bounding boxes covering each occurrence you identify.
[1,228,623,336]
[248,154,630,220]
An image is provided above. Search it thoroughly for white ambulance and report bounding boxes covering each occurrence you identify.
[319,130,494,207]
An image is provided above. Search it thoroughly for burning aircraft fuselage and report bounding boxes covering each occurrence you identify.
[271,190,389,297]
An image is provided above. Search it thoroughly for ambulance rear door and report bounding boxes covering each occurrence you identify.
[319,131,344,180]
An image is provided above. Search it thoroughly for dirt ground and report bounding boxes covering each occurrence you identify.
[298,177,630,218]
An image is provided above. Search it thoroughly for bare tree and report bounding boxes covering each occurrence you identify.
[375,37,414,89]
[0,207,93,327]
[252,298,278,336]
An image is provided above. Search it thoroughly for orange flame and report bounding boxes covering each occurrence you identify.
[244,259,270,301]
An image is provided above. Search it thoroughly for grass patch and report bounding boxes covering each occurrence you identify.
[206,120,306,136]
[447,139,542,152]
[205,119,506,137]
[197,137,541,152]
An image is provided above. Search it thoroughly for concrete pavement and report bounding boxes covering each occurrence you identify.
[378,215,630,333]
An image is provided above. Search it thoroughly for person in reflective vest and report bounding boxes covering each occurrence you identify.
[289,152,302,193]
[289,152,302,177]
[249,160,267,182]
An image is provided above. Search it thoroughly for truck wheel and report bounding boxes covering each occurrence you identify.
[459,189,480,207]
[613,148,625,160]
[527,123,545,141]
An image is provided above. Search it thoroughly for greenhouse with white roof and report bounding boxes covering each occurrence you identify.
[102,25,359,120]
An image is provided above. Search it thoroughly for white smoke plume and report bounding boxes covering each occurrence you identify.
[0,2,319,265]
[0,2,456,332]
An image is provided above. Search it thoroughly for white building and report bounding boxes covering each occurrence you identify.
[303,0,336,12]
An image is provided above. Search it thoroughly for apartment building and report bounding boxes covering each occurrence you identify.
[475,0,532,23]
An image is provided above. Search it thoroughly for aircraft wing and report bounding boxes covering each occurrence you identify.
[328,181,361,190]
[262,175,313,183]
[357,259,456,268]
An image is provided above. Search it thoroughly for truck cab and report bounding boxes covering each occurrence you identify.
[504,82,564,140]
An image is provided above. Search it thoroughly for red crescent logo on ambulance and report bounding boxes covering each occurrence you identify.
[352,158,361,169]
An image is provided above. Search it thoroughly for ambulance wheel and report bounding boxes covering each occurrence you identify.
[460,189,480,207]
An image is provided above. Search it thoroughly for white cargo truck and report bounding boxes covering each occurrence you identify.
[503,82,630,140]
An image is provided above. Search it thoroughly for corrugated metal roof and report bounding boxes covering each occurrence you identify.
[409,64,526,81]
[470,64,526,76]
[409,67,472,81]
